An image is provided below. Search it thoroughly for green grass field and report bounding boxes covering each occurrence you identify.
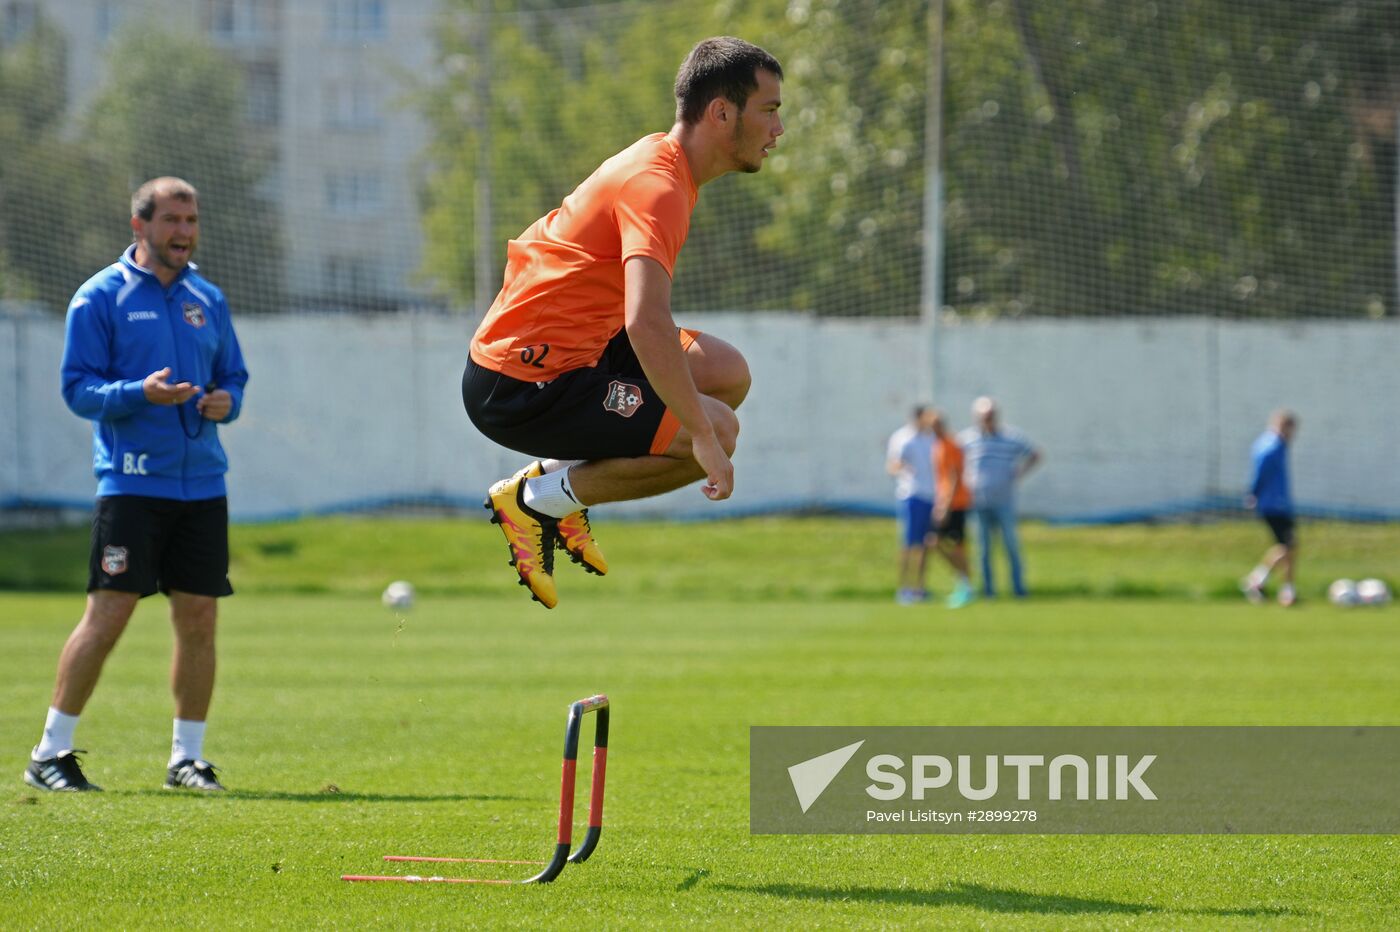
[2,516,1398,928]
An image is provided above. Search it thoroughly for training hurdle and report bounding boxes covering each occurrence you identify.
[341,694,610,886]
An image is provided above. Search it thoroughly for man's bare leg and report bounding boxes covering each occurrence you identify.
[686,333,751,410]
[1276,543,1297,606]
[896,546,918,595]
[569,396,739,504]
[937,538,976,607]
[164,591,225,787]
[539,333,748,506]
[27,590,137,789]
[51,590,140,716]
[1242,542,1289,603]
[487,333,749,606]
[937,538,973,579]
[169,591,217,723]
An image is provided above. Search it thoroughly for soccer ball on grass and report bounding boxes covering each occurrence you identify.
[1356,578,1392,607]
[381,580,416,611]
[1329,578,1391,607]
[1327,579,1359,607]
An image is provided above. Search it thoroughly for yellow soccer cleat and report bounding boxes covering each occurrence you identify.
[485,469,557,609]
[556,508,608,576]
[513,460,609,577]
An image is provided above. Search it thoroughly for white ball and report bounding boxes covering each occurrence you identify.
[1356,578,1391,606]
[382,580,416,611]
[1328,579,1359,607]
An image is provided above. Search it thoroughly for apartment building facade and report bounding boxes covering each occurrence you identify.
[6,0,441,310]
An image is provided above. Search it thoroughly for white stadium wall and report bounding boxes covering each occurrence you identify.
[932,317,1400,521]
[3,313,1398,522]
[0,319,20,501]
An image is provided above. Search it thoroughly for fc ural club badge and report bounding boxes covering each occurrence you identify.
[101,545,129,575]
[182,302,206,328]
[604,380,644,418]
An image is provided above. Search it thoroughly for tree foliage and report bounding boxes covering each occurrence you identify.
[947,0,1398,318]
[421,0,1397,319]
[421,0,931,315]
[87,24,284,313]
[0,15,283,314]
[0,21,116,310]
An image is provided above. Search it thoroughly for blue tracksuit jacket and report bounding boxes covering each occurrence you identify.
[60,246,249,500]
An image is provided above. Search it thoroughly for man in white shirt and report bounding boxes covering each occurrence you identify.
[886,406,938,604]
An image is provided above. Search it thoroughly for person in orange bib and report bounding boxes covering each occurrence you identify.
[931,410,976,608]
[463,37,784,608]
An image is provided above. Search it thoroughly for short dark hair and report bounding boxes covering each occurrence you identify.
[674,37,782,125]
[131,177,199,220]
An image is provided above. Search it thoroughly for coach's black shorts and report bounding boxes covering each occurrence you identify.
[88,495,233,598]
[936,509,968,544]
[462,328,697,461]
[1263,513,1296,547]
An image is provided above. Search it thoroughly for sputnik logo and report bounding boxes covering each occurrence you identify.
[787,740,865,813]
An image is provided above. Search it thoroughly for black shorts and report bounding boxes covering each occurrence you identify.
[462,328,696,461]
[936,509,967,544]
[88,495,233,598]
[1263,513,1296,547]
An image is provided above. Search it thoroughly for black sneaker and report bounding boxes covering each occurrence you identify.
[165,759,226,791]
[24,749,102,792]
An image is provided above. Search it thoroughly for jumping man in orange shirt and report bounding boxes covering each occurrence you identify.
[463,37,784,608]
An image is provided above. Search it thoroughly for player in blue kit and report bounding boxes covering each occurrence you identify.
[1241,409,1299,607]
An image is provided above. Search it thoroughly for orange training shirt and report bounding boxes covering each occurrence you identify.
[935,436,973,510]
[470,133,698,382]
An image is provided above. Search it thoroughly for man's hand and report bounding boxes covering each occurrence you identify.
[143,367,200,405]
[197,389,233,422]
[1017,449,1042,480]
[691,431,734,501]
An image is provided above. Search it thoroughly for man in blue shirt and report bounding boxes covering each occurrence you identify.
[959,396,1041,598]
[25,178,249,793]
[1241,410,1299,607]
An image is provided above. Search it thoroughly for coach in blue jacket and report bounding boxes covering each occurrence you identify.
[25,177,249,793]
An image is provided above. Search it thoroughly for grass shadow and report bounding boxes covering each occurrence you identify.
[675,868,711,891]
[714,881,1302,918]
[122,789,525,803]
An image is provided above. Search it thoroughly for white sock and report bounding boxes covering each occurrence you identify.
[171,718,207,766]
[35,707,80,759]
[1248,565,1270,587]
[523,468,582,518]
[540,459,582,474]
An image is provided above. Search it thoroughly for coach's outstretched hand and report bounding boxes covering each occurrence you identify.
[143,367,201,405]
[693,432,733,501]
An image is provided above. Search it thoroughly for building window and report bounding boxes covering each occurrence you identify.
[325,171,384,216]
[207,0,277,44]
[324,255,381,295]
[96,1,123,41]
[246,62,280,126]
[1,1,37,46]
[327,0,384,42]
[324,79,382,130]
